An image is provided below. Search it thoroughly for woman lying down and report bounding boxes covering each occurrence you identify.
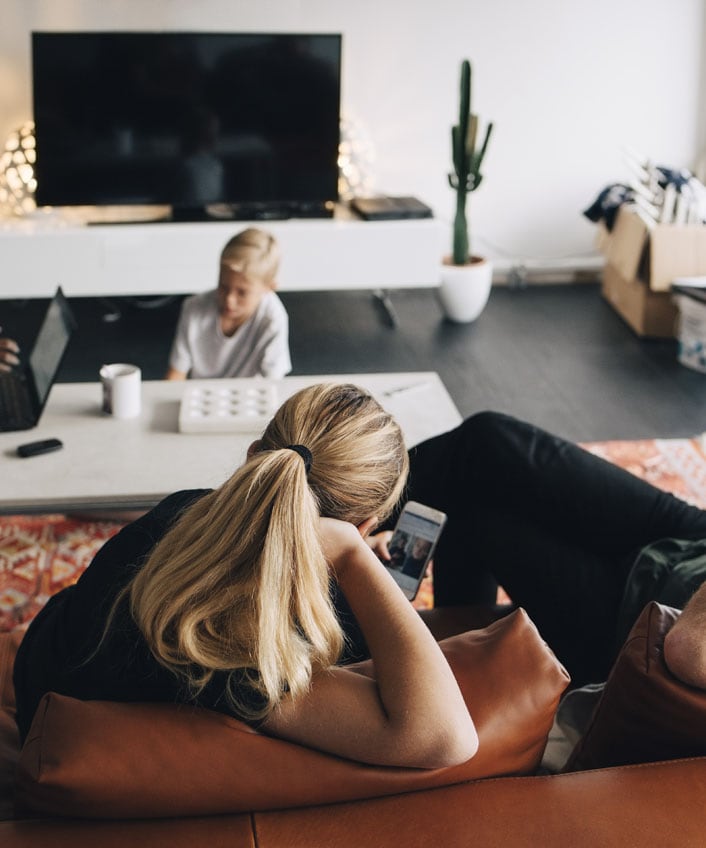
[15,381,706,767]
[13,383,477,769]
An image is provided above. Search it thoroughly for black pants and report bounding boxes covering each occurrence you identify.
[400,412,706,685]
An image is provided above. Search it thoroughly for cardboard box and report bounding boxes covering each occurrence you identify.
[597,206,706,336]
[601,263,678,338]
[603,206,706,292]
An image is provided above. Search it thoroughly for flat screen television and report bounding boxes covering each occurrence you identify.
[31,31,342,220]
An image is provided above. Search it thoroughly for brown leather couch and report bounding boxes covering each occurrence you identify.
[2,603,706,847]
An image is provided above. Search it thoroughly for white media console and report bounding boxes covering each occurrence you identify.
[0,205,445,299]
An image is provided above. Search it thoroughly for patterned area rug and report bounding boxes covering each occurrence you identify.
[0,515,124,632]
[582,437,706,510]
[2,436,706,629]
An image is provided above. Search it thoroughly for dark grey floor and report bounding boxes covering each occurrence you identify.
[3,284,705,442]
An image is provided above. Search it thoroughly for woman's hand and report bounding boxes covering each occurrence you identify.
[366,530,392,562]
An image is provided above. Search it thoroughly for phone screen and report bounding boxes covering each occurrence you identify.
[385,503,446,600]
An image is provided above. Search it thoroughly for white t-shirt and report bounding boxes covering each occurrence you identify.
[168,289,292,379]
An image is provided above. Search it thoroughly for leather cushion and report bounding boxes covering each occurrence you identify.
[0,631,23,821]
[565,601,706,771]
[15,607,569,819]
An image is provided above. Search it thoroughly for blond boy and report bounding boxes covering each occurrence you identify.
[166,228,291,380]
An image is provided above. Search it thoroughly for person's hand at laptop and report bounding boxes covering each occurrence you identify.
[0,331,20,372]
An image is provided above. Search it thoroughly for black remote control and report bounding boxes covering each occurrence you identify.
[16,438,64,458]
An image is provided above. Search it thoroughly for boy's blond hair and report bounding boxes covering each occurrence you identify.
[220,228,280,284]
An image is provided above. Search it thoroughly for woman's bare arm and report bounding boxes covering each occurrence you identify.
[262,519,477,769]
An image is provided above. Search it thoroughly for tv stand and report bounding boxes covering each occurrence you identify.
[0,205,444,298]
[78,205,173,226]
[199,201,335,222]
[171,201,335,223]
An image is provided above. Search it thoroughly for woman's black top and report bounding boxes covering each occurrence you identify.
[12,489,267,743]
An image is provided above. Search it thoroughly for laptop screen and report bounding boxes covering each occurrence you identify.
[29,290,75,404]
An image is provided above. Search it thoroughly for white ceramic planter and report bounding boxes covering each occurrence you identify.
[438,256,493,323]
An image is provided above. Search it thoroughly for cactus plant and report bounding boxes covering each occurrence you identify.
[448,59,493,265]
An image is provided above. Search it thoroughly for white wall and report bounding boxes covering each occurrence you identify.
[0,0,703,271]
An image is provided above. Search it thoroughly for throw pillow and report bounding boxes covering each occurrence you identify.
[565,601,706,771]
[15,607,569,819]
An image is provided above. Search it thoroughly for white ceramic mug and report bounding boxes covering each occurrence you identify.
[100,363,142,419]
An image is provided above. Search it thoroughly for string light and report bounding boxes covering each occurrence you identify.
[338,115,376,201]
[0,121,37,216]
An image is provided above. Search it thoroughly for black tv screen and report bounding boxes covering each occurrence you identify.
[31,32,342,216]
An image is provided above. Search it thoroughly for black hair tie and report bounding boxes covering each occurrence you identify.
[286,444,313,474]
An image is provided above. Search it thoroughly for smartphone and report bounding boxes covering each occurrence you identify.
[384,501,447,600]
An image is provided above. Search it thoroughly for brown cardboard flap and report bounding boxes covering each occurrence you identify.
[650,223,706,291]
[599,206,706,293]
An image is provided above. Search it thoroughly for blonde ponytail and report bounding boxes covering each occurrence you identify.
[128,383,408,720]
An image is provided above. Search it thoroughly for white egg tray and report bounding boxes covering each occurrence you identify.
[178,382,278,433]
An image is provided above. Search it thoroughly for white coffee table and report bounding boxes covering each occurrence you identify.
[0,373,462,514]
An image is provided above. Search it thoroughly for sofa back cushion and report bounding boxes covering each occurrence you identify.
[565,602,706,771]
[15,607,569,819]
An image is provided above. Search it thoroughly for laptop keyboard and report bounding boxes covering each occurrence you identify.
[0,373,32,429]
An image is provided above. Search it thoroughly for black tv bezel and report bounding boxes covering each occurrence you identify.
[30,30,343,220]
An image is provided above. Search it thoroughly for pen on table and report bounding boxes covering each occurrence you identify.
[382,382,432,398]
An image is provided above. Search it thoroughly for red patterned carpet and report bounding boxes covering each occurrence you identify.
[582,437,706,510]
[2,436,706,628]
[0,515,124,632]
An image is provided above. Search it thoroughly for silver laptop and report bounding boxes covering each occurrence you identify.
[0,287,76,431]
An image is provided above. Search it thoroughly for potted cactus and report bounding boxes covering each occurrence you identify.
[438,59,494,323]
